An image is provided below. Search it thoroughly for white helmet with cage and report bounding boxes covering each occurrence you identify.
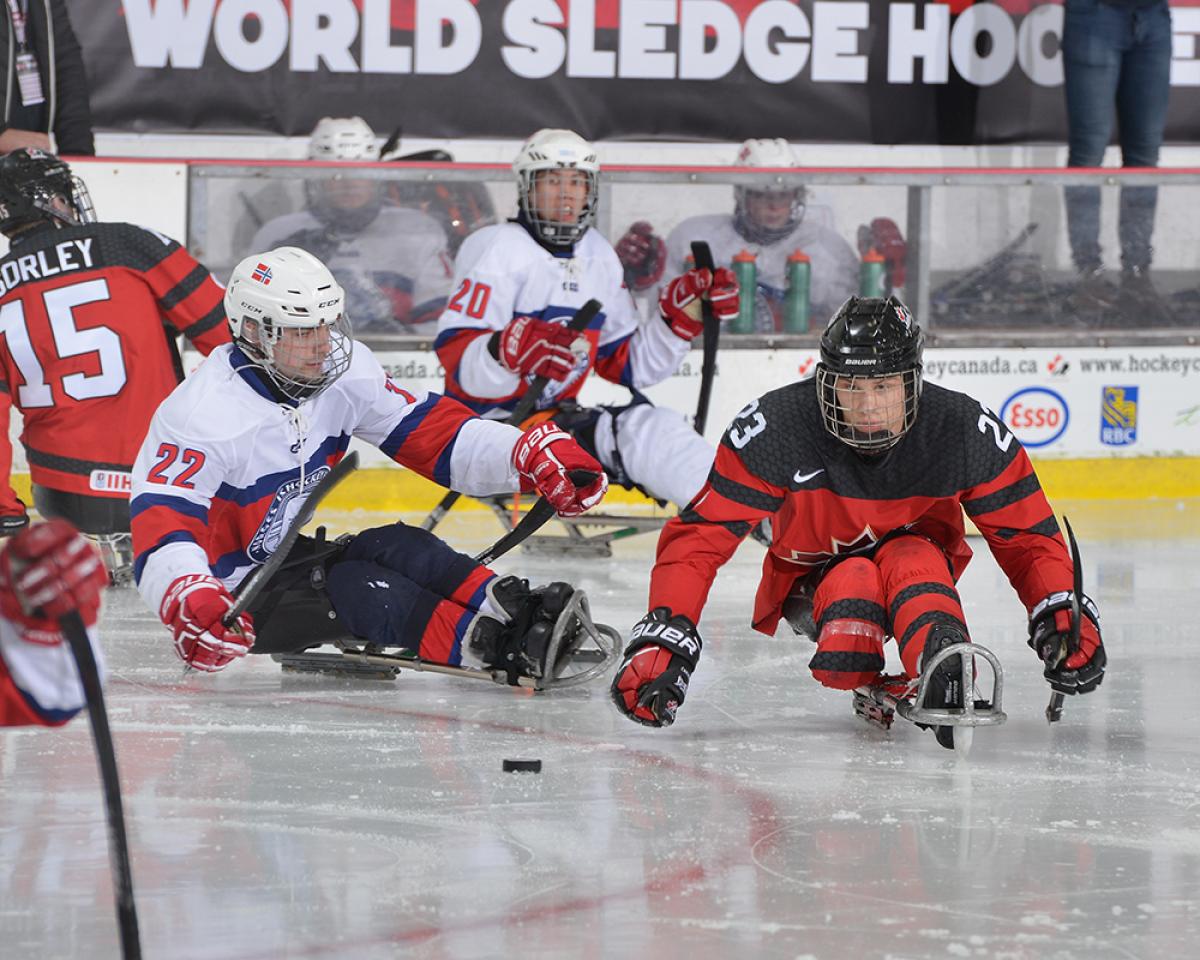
[224,247,353,403]
[307,116,381,161]
[733,137,807,245]
[512,128,599,246]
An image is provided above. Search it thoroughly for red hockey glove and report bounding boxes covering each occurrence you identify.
[616,221,666,291]
[161,574,255,673]
[658,267,740,340]
[0,519,107,638]
[496,316,584,382]
[513,422,607,517]
[857,218,907,289]
[610,608,702,728]
[1028,591,1105,695]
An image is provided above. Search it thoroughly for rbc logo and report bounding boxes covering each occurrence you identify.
[1000,387,1069,448]
[1100,386,1138,446]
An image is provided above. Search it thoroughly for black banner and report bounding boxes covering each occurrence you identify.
[75,1,1199,144]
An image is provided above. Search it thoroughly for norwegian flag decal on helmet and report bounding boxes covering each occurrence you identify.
[251,263,273,284]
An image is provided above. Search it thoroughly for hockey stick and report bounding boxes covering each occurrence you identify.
[1045,516,1083,724]
[60,610,142,960]
[223,450,360,627]
[419,299,602,534]
[474,470,599,566]
[690,242,720,436]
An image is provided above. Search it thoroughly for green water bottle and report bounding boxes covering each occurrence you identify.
[731,249,757,334]
[859,247,886,297]
[784,249,811,333]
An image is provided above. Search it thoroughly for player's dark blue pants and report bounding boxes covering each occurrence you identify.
[250,524,496,665]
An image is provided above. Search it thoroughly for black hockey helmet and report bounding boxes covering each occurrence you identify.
[0,148,95,236]
[816,296,924,452]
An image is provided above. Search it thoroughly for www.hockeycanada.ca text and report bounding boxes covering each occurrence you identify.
[924,354,1200,379]
[1076,355,1200,377]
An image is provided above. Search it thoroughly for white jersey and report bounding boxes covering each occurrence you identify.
[251,207,453,335]
[130,342,522,618]
[0,613,103,727]
[663,211,859,331]
[434,222,689,418]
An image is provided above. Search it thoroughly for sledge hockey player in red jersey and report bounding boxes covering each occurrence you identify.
[0,519,108,727]
[434,128,739,511]
[0,149,231,581]
[611,296,1106,749]
[130,246,609,684]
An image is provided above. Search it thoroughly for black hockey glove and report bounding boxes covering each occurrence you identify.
[1028,591,1105,695]
[610,608,702,728]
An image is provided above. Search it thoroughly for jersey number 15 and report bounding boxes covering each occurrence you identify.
[0,279,125,407]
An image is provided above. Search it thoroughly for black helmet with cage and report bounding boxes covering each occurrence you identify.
[0,148,95,236]
[816,296,924,452]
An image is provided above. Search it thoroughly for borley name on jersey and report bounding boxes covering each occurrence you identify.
[0,238,95,296]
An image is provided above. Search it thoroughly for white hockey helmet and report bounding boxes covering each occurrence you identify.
[307,116,381,161]
[225,247,353,403]
[306,117,383,232]
[733,138,807,244]
[512,128,599,246]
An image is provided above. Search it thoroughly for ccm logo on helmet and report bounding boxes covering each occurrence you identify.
[1000,387,1069,448]
[318,299,340,309]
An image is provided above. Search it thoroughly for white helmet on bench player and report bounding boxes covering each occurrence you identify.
[513,128,599,246]
[225,247,353,402]
[733,138,807,244]
[306,117,383,232]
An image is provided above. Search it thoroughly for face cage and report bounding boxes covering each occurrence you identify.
[733,187,806,245]
[816,366,922,452]
[24,174,95,228]
[305,178,384,234]
[518,168,598,245]
[242,314,355,403]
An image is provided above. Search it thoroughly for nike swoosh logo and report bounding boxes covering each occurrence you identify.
[793,468,825,484]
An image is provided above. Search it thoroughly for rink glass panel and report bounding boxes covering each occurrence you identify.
[188,163,1200,349]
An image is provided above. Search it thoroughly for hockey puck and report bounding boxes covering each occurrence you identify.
[502,759,542,773]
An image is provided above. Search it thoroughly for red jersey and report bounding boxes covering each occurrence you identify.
[0,221,230,501]
[650,379,1076,635]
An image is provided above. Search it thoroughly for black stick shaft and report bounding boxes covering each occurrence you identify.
[474,470,599,566]
[690,242,720,436]
[61,611,142,960]
[1046,516,1084,725]
[420,300,601,534]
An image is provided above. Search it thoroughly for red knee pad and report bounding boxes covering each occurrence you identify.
[809,619,886,690]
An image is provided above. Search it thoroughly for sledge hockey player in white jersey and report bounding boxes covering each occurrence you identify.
[251,117,453,336]
[130,247,609,683]
[617,139,861,333]
[434,128,740,511]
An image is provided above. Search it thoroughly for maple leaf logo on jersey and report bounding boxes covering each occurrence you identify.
[252,263,273,285]
[784,525,880,565]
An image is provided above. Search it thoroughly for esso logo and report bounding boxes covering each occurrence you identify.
[1000,387,1069,448]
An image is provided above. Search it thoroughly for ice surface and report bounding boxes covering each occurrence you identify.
[3,504,1199,959]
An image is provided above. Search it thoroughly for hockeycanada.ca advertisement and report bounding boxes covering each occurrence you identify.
[364,345,1200,464]
[82,0,1200,142]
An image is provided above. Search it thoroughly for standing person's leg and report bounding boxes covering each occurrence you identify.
[1062,0,1124,278]
[1115,1,1173,281]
